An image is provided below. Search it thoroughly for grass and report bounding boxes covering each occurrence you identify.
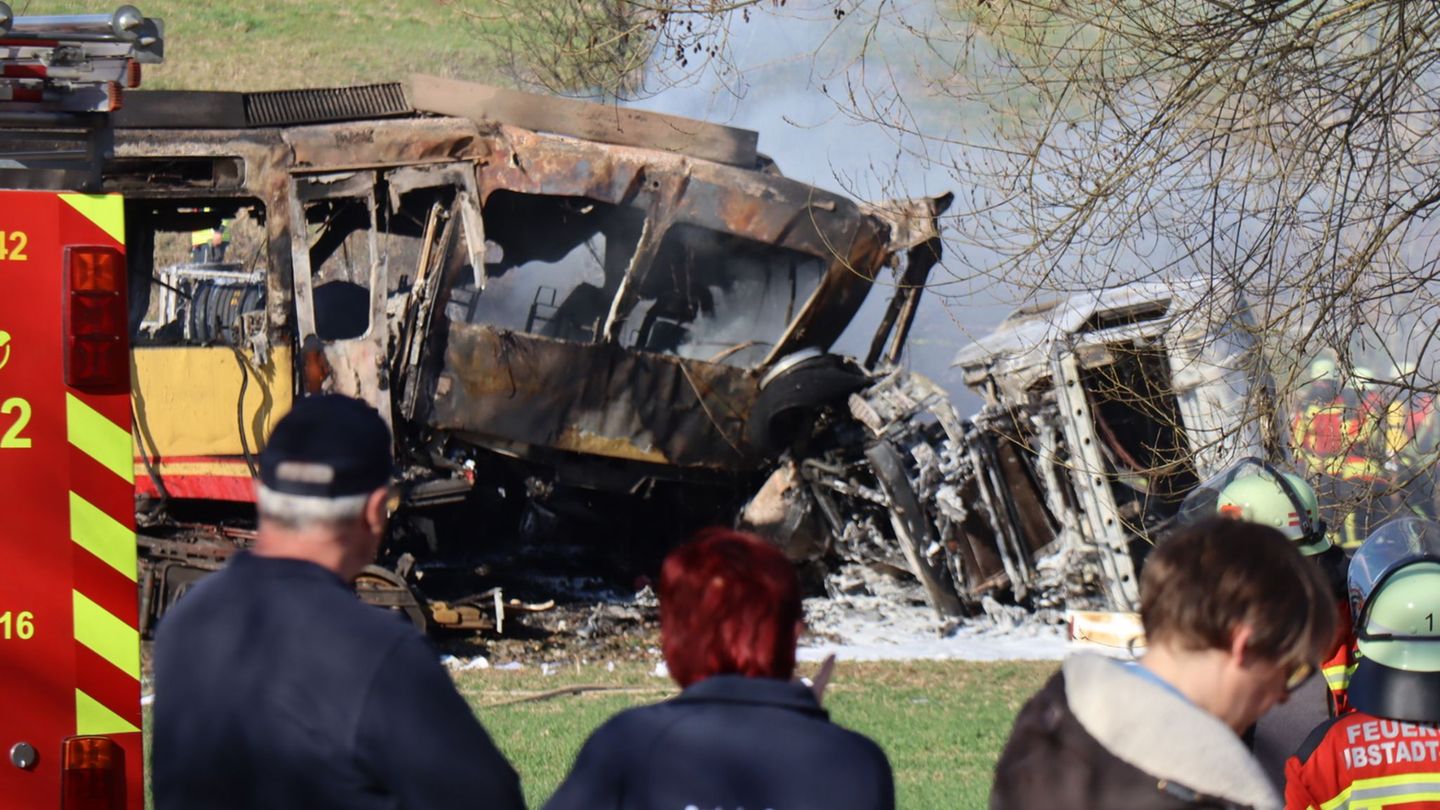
[10,0,525,91]
[454,659,1058,809]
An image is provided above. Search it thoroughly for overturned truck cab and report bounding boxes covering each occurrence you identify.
[107,76,953,630]
[742,278,1268,619]
[947,279,1265,612]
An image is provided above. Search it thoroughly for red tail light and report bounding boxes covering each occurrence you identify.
[60,737,126,810]
[63,246,129,392]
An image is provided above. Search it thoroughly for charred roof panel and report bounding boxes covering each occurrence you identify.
[412,74,759,168]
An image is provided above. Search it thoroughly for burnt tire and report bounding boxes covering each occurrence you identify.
[865,440,965,617]
[355,564,429,633]
[747,355,869,454]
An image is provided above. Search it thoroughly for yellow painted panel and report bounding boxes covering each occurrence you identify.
[75,689,139,736]
[132,346,293,458]
[67,393,135,484]
[131,460,253,479]
[70,493,136,581]
[72,591,141,680]
[59,194,125,245]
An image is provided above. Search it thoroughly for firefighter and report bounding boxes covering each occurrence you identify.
[152,395,525,810]
[992,519,1334,809]
[1284,517,1440,810]
[1177,459,1354,788]
[189,220,229,263]
[1378,363,1440,516]
[1291,362,1387,511]
[1290,357,1345,475]
[1290,361,1393,551]
[1177,458,1344,596]
[1212,466,1352,707]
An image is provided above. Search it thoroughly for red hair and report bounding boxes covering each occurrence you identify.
[659,528,802,687]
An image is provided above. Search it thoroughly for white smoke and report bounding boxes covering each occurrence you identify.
[622,0,1014,411]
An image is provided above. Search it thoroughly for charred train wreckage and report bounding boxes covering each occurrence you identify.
[101,76,961,632]
[88,76,1256,633]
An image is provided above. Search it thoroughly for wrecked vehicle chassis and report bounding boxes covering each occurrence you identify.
[94,78,958,632]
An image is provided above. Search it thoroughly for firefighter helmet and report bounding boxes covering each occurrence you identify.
[1178,457,1329,555]
[1347,519,1440,721]
[1347,517,1440,618]
[1349,365,1376,392]
[1305,356,1339,386]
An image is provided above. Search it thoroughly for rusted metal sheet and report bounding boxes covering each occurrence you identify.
[475,126,890,362]
[285,117,489,170]
[411,74,759,168]
[429,324,763,472]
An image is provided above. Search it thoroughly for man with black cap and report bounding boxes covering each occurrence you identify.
[153,394,524,810]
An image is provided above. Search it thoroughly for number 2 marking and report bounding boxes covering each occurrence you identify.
[0,397,31,448]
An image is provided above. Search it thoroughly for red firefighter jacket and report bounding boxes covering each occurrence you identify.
[1290,394,1385,483]
[1321,609,1357,718]
[1285,712,1440,809]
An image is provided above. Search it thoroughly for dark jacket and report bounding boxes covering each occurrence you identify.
[543,674,894,810]
[991,655,1279,810]
[1247,670,1330,789]
[153,552,524,810]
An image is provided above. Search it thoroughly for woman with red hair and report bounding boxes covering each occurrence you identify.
[543,528,895,810]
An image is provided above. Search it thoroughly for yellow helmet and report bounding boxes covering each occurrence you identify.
[1348,519,1440,721]
[1178,457,1329,555]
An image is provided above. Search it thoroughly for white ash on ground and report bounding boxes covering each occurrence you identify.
[798,566,1120,663]
[443,565,1129,667]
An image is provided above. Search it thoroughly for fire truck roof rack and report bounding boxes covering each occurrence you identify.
[0,2,164,190]
[112,83,412,130]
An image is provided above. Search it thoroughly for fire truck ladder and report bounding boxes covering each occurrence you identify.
[0,3,164,190]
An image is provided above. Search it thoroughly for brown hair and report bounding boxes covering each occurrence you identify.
[1142,518,1336,667]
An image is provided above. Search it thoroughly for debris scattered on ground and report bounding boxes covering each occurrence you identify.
[441,654,491,672]
[422,563,1119,669]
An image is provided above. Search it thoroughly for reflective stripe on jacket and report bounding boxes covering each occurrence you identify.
[1285,712,1440,809]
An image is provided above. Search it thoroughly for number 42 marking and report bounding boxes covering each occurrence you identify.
[0,231,28,262]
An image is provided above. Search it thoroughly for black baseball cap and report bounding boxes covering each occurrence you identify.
[258,394,393,498]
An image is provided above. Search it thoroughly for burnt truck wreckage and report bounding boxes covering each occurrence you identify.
[92,76,961,632]
[943,280,1265,612]
[745,278,1266,618]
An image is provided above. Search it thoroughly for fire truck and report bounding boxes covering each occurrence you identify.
[0,4,162,808]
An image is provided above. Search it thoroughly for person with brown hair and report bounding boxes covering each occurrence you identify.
[543,527,894,810]
[991,518,1337,810]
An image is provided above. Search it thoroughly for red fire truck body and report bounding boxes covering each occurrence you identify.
[0,6,162,808]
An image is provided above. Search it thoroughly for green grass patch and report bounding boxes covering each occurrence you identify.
[457,659,1057,808]
[11,0,518,91]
